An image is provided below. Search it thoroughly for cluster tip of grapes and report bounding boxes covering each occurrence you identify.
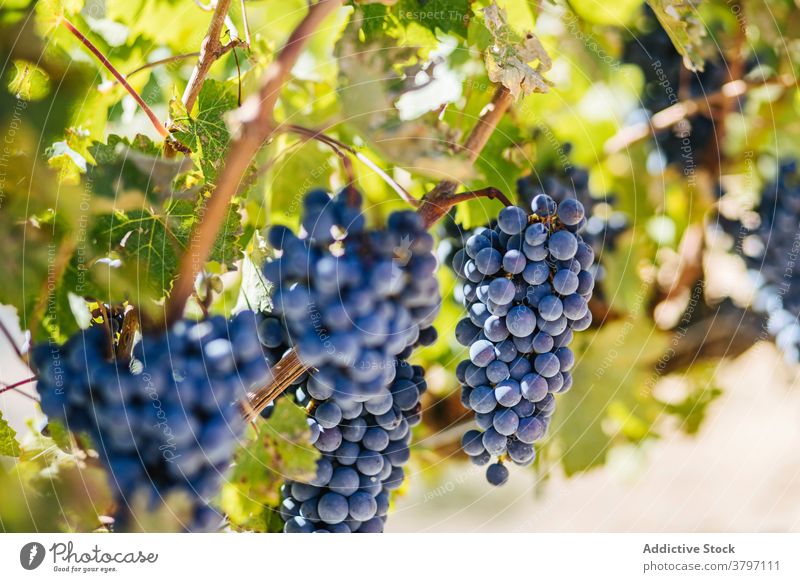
[452,193,595,485]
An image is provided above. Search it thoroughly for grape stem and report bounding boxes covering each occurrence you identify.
[417,185,513,228]
[114,53,202,83]
[604,73,794,155]
[241,349,307,422]
[0,377,38,400]
[61,18,170,140]
[166,0,344,326]
[283,124,418,207]
[182,0,246,114]
[415,86,515,227]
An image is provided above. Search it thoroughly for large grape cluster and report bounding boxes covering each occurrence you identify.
[264,189,440,403]
[33,311,271,531]
[280,360,425,533]
[452,195,595,485]
[737,160,800,363]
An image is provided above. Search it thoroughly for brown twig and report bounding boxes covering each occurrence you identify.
[0,377,37,397]
[417,185,513,228]
[462,86,513,164]
[604,74,794,155]
[61,19,169,139]
[413,85,516,227]
[121,52,200,81]
[182,0,239,113]
[241,349,308,422]
[284,124,418,207]
[167,0,343,326]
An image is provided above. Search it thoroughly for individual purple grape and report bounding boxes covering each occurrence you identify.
[494,379,522,407]
[498,206,529,234]
[486,462,510,486]
[538,295,563,322]
[557,198,585,226]
[506,305,536,337]
[531,194,557,217]
[534,353,560,378]
[488,278,516,305]
[470,339,497,367]
[475,247,502,275]
[548,230,578,260]
[503,250,527,274]
[553,269,579,295]
[520,373,548,402]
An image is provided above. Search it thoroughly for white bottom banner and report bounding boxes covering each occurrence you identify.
[0,533,797,581]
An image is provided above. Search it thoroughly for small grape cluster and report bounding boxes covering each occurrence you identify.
[738,161,800,363]
[452,195,595,485]
[280,360,425,533]
[623,8,728,170]
[517,164,629,271]
[264,189,440,403]
[33,311,271,531]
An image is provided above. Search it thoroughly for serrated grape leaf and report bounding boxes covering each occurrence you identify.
[0,410,21,457]
[234,254,273,315]
[221,399,319,531]
[170,80,237,182]
[48,139,88,185]
[647,0,706,72]
[548,314,669,475]
[88,134,193,201]
[482,3,551,99]
[88,198,241,304]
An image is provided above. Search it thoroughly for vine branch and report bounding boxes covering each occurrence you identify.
[166,0,343,326]
[121,52,201,82]
[604,74,794,155]
[182,0,245,113]
[61,19,169,139]
[415,85,515,228]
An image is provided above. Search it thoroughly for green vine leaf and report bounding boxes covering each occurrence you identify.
[0,410,21,457]
[89,198,242,303]
[88,134,192,201]
[221,399,319,532]
[171,80,238,183]
[647,0,707,71]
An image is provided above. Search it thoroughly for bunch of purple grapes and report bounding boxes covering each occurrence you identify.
[452,195,595,485]
[279,360,425,533]
[737,161,800,363]
[33,311,272,531]
[517,164,629,277]
[263,189,439,403]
